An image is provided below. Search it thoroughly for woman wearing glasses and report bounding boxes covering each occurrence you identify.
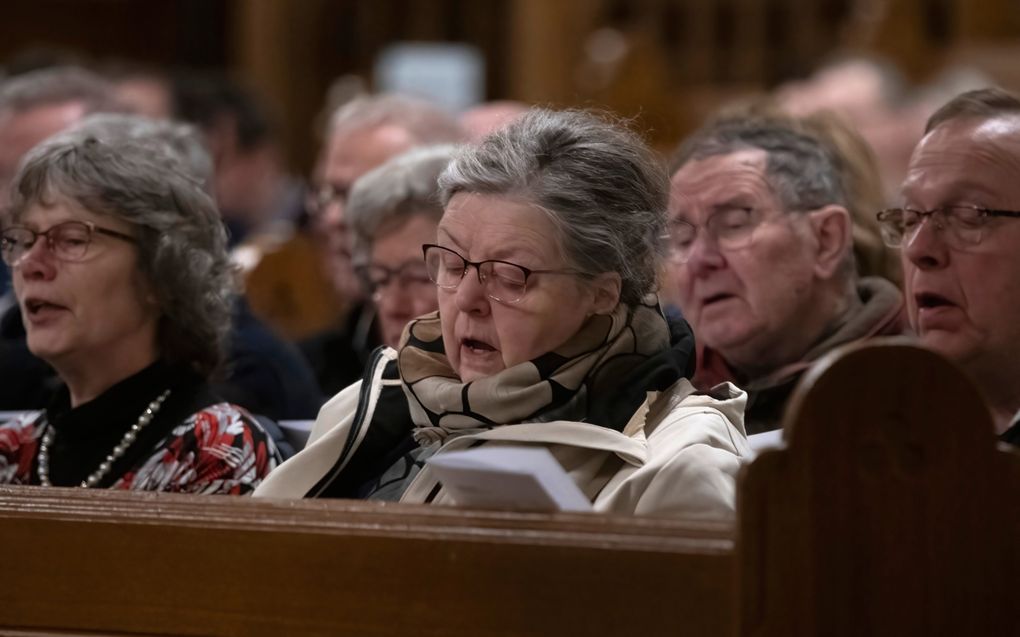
[299,145,455,396]
[0,128,280,493]
[257,109,749,518]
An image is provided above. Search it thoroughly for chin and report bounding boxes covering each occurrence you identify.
[457,364,502,384]
[24,340,65,365]
[700,326,755,353]
[918,330,974,365]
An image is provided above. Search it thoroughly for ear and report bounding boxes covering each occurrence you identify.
[588,271,622,315]
[807,205,852,280]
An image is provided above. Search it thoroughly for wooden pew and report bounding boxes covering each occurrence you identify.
[0,487,735,636]
[0,340,1015,636]
[738,338,1020,636]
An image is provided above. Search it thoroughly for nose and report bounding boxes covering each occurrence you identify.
[453,264,491,315]
[320,198,345,231]
[902,215,948,271]
[682,232,726,278]
[14,237,57,280]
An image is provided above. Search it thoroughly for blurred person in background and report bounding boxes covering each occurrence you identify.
[302,145,454,395]
[300,93,465,391]
[460,100,529,141]
[172,71,344,341]
[103,61,175,120]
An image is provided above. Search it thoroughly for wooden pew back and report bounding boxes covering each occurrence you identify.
[738,339,1020,636]
[0,486,735,636]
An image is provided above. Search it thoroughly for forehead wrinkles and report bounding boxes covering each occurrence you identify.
[905,127,1020,202]
[671,153,774,215]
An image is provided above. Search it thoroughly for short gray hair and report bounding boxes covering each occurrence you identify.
[328,93,465,144]
[670,116,848,212]
[0,66,123,114]
[347,145,456,265]
[6,125,233,377]
[438,108,668,307]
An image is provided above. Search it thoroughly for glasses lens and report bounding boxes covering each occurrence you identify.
[307,185,345,214]
[667,220,696,263]
[877,209,906,247]
[51,223,92,261]
[355,264,386,292]
[0,228,34,265]
[712,207,758,249]
[483,262,528,303]
[943,206,986,246]
[425,246,465,288]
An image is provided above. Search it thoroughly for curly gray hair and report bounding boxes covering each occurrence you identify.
[5,122,233,377]
[438,109,668,307]
[346,144,456,266]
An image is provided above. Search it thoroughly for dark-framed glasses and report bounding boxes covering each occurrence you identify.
[305,183,349,215]
[422,243,581,304]
[876,205,1020,249]
[665,206,763,263]
[355,260,433,298]
[0,220,136,267]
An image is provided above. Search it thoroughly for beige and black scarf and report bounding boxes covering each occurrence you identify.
[306,297,695,499]
[397,296,694,445]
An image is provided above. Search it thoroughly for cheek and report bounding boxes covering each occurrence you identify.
[962,262,1020,330]
[412,288,438,315]
[498,293,590,365]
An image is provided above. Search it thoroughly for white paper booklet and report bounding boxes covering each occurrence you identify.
[425,446,593,513]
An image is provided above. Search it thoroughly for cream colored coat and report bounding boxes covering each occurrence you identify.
[255,348,750,519]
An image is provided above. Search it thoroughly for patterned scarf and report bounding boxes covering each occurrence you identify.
[396,296,692,446]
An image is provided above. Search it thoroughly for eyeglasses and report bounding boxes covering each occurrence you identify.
[355,260,433,299]
[665,206,764,263]
[0,220,136,267]
[422,244,581,304]
[876,205,1020,249]
[305,183,349,215]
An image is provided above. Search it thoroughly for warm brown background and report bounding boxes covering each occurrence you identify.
[0,0,1017,174]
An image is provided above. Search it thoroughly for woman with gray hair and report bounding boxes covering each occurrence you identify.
[301,145,455,395]
[258,109,748,518]
[0,128,280,493]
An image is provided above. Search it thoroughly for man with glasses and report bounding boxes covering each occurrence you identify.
[878,88,1020,445]
[299,95,464,394]
[309,94,464,309]
[667,116,906,434]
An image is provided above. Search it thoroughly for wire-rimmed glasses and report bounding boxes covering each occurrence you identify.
[876,205,1020,249]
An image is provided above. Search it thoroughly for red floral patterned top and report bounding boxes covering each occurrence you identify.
[0,361,281,494]
[0,403,280,494]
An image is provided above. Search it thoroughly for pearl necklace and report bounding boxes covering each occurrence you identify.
[37,389,171,488]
